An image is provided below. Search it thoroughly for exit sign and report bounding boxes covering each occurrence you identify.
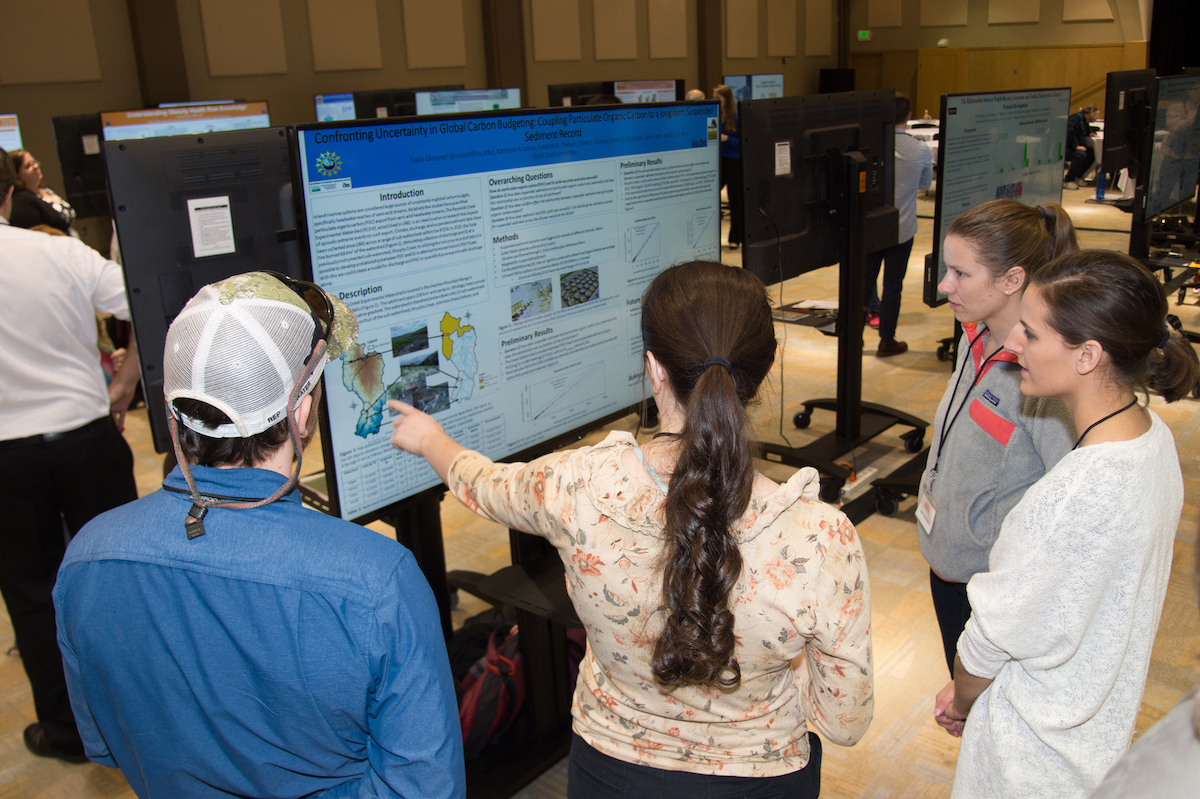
[857,30,872,41]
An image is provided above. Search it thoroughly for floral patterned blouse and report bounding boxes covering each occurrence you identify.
[446,431,874,776]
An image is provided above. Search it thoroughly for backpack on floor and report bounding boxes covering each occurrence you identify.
[459,624,526,758]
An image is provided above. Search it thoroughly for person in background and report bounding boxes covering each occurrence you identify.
[714,85,744,249]
[54,273,465,798]
[864,92,933,357]
[919,199,1079,677]
[390,261,873,799]
[935,249,1195,798]
[8,149,76,235]
[0,147,139,764]
[685,89,706,101]
[1064,104,1099,190]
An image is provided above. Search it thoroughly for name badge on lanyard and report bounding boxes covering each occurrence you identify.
[916,470,937,534]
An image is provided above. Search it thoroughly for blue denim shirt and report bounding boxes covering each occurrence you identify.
[55,465,465,799]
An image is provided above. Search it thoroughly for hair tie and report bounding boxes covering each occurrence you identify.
[1037,205,1049,222]
[1158,326,1171,351]
[703,357,731,372]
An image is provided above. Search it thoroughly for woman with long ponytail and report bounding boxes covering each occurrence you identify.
[390,261,873,798]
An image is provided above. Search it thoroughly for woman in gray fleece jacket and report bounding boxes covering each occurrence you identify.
[916,199,1078,675]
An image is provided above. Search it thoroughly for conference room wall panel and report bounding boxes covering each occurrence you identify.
[521,0,699,108]
[0,0,1156,227]
[174,0,487,129]
[849,0,1144,52]
[715,0,836,99]
[307,0,384,73]
[848,50,919,113]
[905,41,1148,122]
[0,0,141,220]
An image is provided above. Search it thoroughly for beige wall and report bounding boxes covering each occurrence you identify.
[718,0,838,97]
[855,41,1147,121]
[174,0,489,128]
[849,50,919,111]
[848,0,1145,52]
[0,0,1163,205]
[521,0,701,109]
[848,0,1150,119]
[0,0,142,199]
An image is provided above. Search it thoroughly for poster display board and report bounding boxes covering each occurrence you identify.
[51,115,108,218]
[925,88,1070,306]
[105,127,302,453]
[612,80,682,104]
[723,74,785,101]
[0,115,21,151]
[291,102,721,521]
[315,93,356,122]
[741,90,898,284]
[100,102,271,141]
[1142,74,1200,221]
[415,89,522,115]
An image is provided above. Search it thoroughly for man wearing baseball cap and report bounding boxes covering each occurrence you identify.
[54,272,465,798]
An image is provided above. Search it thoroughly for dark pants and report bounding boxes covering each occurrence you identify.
[929,569,972,677]
[1065,142,1095,182]
[720,155,744,246]
[0,416,137,752]
[568,732,822,799]
[863,237,914,340]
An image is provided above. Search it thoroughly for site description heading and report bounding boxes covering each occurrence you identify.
[299,103,717,189]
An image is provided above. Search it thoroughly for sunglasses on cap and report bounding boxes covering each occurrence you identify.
[260,271,335,353]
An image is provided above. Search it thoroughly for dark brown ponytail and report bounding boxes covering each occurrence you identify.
[1032,249,1200,402]
[640,262,776,687]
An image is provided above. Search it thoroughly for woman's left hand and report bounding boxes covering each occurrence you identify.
[934,680,966,737]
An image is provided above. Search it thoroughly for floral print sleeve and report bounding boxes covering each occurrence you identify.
[791,510,873,746]
[445,446,583,545]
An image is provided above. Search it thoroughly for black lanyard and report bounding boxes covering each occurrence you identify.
[1071,397,1138,450]
[930,328,1006,478]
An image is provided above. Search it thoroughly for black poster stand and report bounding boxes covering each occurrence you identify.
[758,151,927,522]
[380,489,454,638]
[448,534,577,799]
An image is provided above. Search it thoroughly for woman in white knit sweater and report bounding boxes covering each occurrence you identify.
[933,250,1198,798]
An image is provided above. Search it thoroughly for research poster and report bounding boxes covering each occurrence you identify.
[928,88,1070,304]
[1145,75,1200,220]
[0,115,21,151]
[295,104,721,520]
[100,103,271,141]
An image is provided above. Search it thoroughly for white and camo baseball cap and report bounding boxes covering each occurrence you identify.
[164,272,357,438]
